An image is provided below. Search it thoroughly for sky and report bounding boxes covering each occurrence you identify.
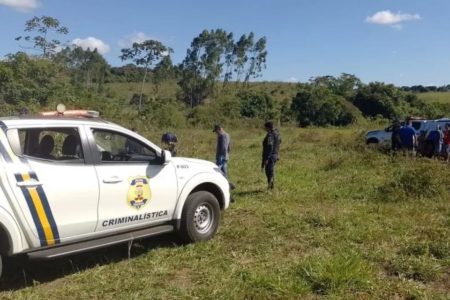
[0,0,449,86]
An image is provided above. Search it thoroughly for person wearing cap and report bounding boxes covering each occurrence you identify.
[262,121,281,190]
[213,125,231,179]
[161,132,178,157]
[399,119,417,156]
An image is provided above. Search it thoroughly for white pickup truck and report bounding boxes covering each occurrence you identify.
[365,119,427,147]
[0,109,230,277]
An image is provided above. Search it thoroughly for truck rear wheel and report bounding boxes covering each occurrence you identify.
[179,191,221,243]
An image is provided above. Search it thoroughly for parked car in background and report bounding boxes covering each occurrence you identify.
[365,118,427,148]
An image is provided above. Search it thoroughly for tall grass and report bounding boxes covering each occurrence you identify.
[0,127,448,299]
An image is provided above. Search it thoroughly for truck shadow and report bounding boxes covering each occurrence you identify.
[0,233,181,291]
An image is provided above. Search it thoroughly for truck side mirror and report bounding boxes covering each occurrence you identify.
[161,150,172,164]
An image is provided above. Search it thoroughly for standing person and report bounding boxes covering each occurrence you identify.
[391,121,402,154]
[425,125,441,158]
[161,132,178,157]
[262,121,281,190]
[399,120,417,156]
[213,125,231,179]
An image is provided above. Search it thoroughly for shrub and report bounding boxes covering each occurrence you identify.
[238,91,278,120]
[291,85,356,127]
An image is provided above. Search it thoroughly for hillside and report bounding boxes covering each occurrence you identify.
[417,92,450,104]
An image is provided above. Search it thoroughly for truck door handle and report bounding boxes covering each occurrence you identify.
[103,176,123,183]
[16,180,42,187]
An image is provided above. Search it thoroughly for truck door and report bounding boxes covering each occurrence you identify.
[3,126,99,247]
[87,128,177,233]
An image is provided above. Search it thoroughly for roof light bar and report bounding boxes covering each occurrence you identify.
[38,104,100,118]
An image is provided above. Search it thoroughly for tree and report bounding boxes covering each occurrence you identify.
[239,91,277,120]
[152,55,176,94]
[243,35,267,85]
[179,29,233,107]
[353,82,407,119]
[120,40,172,110]
[233,34,254,83]
[291,84,354,127]
[16,16,69,58]
[56,46,110,91]
[310,73,361,100]
[0,52,64,107]
[109,64,145,82]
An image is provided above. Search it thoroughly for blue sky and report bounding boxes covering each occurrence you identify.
[0,0,449,86]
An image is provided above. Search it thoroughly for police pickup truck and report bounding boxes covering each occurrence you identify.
[0,107,230,277]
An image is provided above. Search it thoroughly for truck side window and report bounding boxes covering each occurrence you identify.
[92,129,157,163]
[18,128,84,162]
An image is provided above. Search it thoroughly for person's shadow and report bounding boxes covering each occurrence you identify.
[0,233,181,291]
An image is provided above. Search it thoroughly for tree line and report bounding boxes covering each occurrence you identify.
[1,16,449,129]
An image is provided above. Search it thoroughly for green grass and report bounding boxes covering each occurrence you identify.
[0,127,449,299]
[417,92,450,104]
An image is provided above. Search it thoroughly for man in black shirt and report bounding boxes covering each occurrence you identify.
[262,121,281,190]
[391,121,402,153]
[161,132,178,157]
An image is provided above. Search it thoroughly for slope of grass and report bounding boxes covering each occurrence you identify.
[417,92,450,104]
[0,127,449,299]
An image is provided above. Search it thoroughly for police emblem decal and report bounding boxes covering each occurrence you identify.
[127,176,151,209]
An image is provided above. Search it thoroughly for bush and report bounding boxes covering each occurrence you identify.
[188,95,241,127]
[291,85,356,127]
[238,91,278,120]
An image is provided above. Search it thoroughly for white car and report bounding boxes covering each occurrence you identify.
[0,109,230,277]
[365,119,427,147]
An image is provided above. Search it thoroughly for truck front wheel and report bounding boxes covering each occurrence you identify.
[179,191,221,243]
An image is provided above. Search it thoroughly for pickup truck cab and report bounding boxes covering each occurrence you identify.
[365,119,427,148]
[0,110,230,277]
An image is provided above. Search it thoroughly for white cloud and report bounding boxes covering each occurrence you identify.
[118,32,156,48]
[0,0,39,12]
[366,10,421,27]
[72,37,110,55]
[287,77,298,82]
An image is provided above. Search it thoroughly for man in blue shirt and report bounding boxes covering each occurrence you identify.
[213,125,236,193]
[399,120,417,154]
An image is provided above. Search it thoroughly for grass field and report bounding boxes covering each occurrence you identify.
[417,92,450,104]
[0,127,449,299]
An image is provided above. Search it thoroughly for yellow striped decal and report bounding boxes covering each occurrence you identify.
[21,173,56,246]
[0,127,61,247]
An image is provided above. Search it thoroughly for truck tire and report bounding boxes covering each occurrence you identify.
[179,191,221,243]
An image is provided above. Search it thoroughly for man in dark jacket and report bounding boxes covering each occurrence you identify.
[262,121,281,190]
[161,132,178,157]
[391,121,402,153]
